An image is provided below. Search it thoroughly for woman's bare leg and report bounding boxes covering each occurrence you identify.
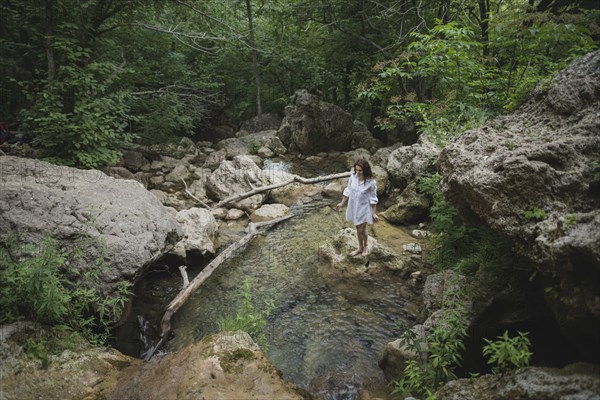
[351,223,367,256]
[357,223,368,255]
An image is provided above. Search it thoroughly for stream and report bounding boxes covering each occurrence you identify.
[113,156,419,396]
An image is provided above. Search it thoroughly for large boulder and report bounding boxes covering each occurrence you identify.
[206,155,268,211]
[174,207,219,257]
[277,89,354,154]
[387,134,440,192]
[438,50,600,360]
[0,156,182,299]
[0,323,135,400]
[108,331,303,400]
[381,182,430,224]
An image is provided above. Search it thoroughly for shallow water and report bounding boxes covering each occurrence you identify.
[169,196,415,392]
[112,158,417,396]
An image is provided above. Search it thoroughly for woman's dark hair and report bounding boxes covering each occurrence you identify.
[353,159,374,180]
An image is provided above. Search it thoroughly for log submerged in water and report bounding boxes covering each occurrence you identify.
[143,214,294,361]
[143,170,350,360]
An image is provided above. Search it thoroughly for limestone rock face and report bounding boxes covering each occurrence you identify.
[0,333,135,400]
[108,331,303,400]
[382,182,430,224]
[438,50,600,360]
[277,89,354,154]
[434,363,600,400]
[0,156,182,298]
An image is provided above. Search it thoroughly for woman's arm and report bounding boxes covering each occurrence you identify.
[336,195,348,211]
[370,180,379,222]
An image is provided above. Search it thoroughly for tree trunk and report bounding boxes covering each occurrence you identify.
[246,0,262,118]
[439,0,451,24]
[478,0,490,58]
[44,0,56,80]
[215,171,352,208]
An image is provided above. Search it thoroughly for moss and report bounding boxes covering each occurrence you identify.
[220,348,255,374]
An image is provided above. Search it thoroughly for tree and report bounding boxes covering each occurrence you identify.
[245,0,262,117]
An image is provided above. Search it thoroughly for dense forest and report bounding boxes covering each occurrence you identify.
[1,0,598,168]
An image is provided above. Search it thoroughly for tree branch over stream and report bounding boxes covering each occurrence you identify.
[214,171,352,208]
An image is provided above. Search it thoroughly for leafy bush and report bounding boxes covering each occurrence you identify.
[393,298,469,398]
[0,233,133,358]
[17,44,135,169]
[217,279,274,349]
[483,330,533,374]
[417,172,519,276]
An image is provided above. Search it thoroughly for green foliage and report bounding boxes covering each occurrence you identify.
[0,237,70,324]
[482,330,533,374]
[18,55,135,168]
[488,8,598,110]
[217,279,274,349]
[523,207,547,221]
[417,172,518,276]
[247,138,261,155]
[0,233,133,359]
[359,20,492,145]
[393,296,469,398]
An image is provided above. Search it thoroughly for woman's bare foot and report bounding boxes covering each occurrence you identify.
[350,248,363,256]
[361,248,369,256]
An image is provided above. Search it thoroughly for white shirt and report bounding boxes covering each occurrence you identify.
[343,173,378,225]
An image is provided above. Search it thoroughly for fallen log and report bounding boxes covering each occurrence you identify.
[216,171,351,208]
[143,214,294,361]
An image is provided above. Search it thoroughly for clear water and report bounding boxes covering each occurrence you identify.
[169,196,415,392]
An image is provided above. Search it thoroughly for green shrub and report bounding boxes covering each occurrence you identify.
[217,279,274,349]
[393,291,469,398]
[483,330,533,374]
[0,233,133,359]
[523,207,547,221]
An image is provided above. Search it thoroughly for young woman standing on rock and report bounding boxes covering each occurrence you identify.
[335,159,379,256]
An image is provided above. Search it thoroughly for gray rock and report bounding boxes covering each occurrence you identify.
[103,166,135,180]
[257,146,274,158]
[351,120,384,153]
[435,362,600,400]
[277,89,354,154]
[319,228,416,278]
[0,156,182,300]
[382,182,430,224]
[438,50,600,358]
[109,331,302,400]
[175,207,218,256]
[250,203,290,222]
[120,150,149,172]
[387,134,440,192]
[322,182,342,198]
[206,155,268,211]
[164,164,190,183]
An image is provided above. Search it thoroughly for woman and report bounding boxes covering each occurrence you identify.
[335,159,379,256]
